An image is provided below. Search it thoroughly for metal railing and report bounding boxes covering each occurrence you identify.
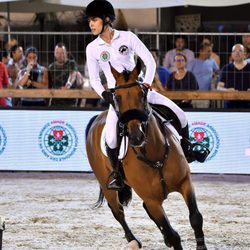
[1,31,250,102]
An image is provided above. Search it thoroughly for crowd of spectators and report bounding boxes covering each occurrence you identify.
[0,40,86,108]
[1,34,250,109]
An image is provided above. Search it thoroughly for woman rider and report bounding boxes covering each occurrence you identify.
[85,0,209,190]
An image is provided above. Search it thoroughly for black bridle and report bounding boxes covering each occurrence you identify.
[110,81,150,129]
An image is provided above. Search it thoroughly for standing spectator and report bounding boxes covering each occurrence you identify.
[217,43,250,109]
[48,43,84,107]
[0,49,9,65]
[202,37,221,68]
[17,47,48,106]
[7,44,25,87]
[167,53,199,108]
[187,44,219,108]
[242,35,250,60]
[163,36,194,72]
[150,48,171,88]
[0,49,10,107]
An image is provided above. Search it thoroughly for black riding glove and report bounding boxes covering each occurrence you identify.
[101,90,114,105]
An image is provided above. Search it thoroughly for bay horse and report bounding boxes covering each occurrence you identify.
[85,61,207,250]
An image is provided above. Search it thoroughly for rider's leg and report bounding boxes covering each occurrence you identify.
[147,90,188,128]
[105,105,124,190]
[147,90,210,163]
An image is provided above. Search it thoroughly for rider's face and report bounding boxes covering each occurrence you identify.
[88,17,103,35]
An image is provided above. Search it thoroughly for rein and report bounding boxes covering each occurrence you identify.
[111,80,169,199]
[131,115,170,199]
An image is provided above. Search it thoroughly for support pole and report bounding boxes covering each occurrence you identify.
[0,217,5,250]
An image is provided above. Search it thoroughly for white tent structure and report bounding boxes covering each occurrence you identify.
[0,0,249,12]
[48,0,250,9]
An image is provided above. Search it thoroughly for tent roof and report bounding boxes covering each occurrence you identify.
[49,0,250,9]
[0,0,249,13]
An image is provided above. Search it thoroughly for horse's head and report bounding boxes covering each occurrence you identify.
[110,59,150,147]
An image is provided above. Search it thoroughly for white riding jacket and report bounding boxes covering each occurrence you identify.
[86,30,156,96]
[86,29,187,148]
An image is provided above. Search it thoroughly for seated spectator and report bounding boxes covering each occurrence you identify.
[166,53,199,108]
[217,43,250,109]
[163,36,194,72]
[150,48,171,88]
[187,44,219,108]
[151,72,166,92]
[48,43,84,107]
[0,49,10,107]
[17,47,48,106]
[202,37,221,68]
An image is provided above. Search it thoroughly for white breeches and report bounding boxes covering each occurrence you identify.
[105,90,188,149]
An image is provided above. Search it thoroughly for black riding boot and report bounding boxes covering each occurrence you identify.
[181,124,210,163]
[106,145,124,190]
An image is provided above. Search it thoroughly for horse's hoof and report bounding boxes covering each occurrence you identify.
[127,240,140,250]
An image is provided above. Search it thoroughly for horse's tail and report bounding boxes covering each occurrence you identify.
[92,186,105,209]
[92,184,132,209]
[118,184,132,206]
[85,115,98,141]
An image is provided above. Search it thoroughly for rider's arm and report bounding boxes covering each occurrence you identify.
[86,43,106,97]
[129,31,156,85]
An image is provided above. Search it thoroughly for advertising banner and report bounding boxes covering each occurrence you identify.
[0,110,249,174]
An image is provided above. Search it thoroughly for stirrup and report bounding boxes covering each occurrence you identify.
[107,171,124,191]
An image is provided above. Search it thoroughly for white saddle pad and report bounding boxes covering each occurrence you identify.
[100,122,181,159]
[100,125,128,160]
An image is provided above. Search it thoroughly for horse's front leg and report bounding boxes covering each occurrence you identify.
[179,176,207,250]
[103,189,142,249]
[143,200,183,250]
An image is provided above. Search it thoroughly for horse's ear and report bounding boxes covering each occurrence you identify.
[109,61,120,80]
[135,57,142,75]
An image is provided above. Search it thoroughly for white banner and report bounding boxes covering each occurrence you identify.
[0,110,249,174]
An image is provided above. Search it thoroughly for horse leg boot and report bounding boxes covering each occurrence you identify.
[181,124,210,163]
[106,145,124,190]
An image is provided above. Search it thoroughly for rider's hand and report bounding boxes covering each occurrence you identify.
[101,90,114,105]
[143,83,152,90]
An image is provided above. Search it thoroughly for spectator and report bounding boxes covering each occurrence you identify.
[150,48,171,88]
[48,43,84,107]
[187,44,219,108]
[167,53,199,108]
[217,43,250,109]
[0,49,9,65]
[163,36,194,72]
[202,37,221,67]
[0,49,10,107]
[17,47,48,106]
[7,44,25,87]
[242,35,250,60]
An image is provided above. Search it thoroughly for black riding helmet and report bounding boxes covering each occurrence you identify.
[85,0,116,22]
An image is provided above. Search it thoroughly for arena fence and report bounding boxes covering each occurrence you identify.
[1,31,250,102]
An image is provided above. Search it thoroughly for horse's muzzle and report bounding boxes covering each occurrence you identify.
[128,123,146,147]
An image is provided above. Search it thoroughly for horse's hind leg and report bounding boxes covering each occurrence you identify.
[104,190,142,249]
[143,201,183,250]
[179,176,207,250]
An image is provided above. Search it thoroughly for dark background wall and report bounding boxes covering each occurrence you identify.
[161,3,250,32]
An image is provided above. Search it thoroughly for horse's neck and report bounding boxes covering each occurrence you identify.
[145,116,166,156]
